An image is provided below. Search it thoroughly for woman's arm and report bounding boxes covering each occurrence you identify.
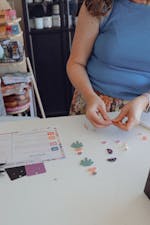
[67,2,112,127]
[66,2,100,102]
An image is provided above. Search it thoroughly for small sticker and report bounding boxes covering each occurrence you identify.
[80,157,94,167]
[106,148,113,154]
[83,123,88,130]
[88,167,97,175]
[51,146,59,151]
[107,157,117,162]
[71,141,83,155]
[142,136,148,141]
[25,163,46,176]
[71,141,83,148]
[6,166,26,181]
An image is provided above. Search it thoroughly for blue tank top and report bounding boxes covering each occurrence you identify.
[87,0,150,100]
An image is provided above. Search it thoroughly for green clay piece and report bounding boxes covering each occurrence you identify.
[71,141,83,149]
[80,157,94,167]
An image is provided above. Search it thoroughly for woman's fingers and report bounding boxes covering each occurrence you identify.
[86,108,112,127]
[112,107,138,130]
[98,106,112,122]
[112,108,127,123]
[113,118,136,131]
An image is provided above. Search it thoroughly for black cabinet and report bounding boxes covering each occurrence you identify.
[31,30,71,116]
[22,0,74,117]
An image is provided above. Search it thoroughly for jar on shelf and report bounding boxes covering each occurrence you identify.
[35,17,44,29]
[43,16,52,28]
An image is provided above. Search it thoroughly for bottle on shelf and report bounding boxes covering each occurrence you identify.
[26,0,34,3]
[68,0,78,27]
[29,3,45,29]
[68,0,83,27]
[34,0,43,3]
[45,0,53,2]
[52,0,61,28]
[28,1,53,30]
[43,2,52,29]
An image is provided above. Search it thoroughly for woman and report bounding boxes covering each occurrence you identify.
[67,0,150,131]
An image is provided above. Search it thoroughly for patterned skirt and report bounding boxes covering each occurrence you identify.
[69,89,129,115]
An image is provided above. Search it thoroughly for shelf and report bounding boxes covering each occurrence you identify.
[0,31,23,41]
[27,2,52,7]
[30,27,74,34]
[22,0,73,117]
[30,27,75,34]
[0,18,21,26]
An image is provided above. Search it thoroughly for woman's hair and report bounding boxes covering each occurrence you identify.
[85,0,150,17]
[84,0,112,17]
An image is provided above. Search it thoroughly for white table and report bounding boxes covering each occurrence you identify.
[0,113,150,225]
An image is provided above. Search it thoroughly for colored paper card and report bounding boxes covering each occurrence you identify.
[25,163,46,176]
[5,166,26,181]
[0,126,65,167]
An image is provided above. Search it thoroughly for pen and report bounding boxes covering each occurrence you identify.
[0,163,6,166]
[0,163,6,175]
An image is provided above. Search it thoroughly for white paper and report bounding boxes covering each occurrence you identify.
[0,127,65,167]
[140,112,150,130]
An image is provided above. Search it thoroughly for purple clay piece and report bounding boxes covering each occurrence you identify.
[107,157,117,162]
[106,148,113,154]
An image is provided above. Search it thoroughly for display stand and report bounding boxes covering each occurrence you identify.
[26,57,46,118]
[22,0,73,117]
[0,57,46,118]
[0,0,45,118]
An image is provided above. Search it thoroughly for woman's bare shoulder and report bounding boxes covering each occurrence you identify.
[77,2,101,35]
[68,2,101,65]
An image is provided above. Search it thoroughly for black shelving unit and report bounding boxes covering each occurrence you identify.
[22,0,74,117]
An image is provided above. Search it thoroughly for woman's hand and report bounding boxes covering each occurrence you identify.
[112,95,148,131]
[86,94,112,127]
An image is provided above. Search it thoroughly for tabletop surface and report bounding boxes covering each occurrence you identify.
[0,113,150,225]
